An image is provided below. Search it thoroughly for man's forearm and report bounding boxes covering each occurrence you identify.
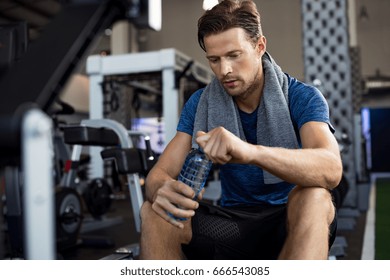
[251,145,343,189]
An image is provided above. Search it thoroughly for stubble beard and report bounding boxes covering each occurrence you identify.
[223,69,262,101]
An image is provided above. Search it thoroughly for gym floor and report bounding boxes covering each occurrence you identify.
[59,195,140,260]
[336,211,367,260]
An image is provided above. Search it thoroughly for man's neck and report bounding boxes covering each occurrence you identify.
[234,80,264,113]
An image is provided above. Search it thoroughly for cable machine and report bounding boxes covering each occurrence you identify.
[87,48,214,179]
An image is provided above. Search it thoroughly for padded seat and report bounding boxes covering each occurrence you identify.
[101,147,156,176]
[63,126,119,146]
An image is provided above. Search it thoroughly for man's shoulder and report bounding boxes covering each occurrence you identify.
[287,74,315,94]
[187,88,205,104]
[287,74,322,104]
[181,88,205,114]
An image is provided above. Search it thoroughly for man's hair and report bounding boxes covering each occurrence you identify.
[197,0,263,52]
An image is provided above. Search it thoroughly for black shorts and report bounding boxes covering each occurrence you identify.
[182,202,337,260]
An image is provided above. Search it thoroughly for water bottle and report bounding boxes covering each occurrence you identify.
[179,148,213,197]
[169,148,212,221]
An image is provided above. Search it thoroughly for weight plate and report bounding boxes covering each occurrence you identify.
[83,178,112,219]
[56,188,82,235]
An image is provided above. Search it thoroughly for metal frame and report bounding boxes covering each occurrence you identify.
[86,48,213,179]
[79,119,144,233]
[301,0,357,207]
[0,1,125,116]
[22,109,55,259]
[0,0,162,117]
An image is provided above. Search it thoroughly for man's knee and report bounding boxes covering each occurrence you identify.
[287,186,335,224]
[288,186,332,206]
[140,201,163,232]
[140,200,192,244]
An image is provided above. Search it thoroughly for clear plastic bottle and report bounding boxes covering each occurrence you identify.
[178,148,212,197]
[169,148,212,220]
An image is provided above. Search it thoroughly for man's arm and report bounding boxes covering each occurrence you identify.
[145,131,199,228]
[196,121,343,189]
[255,121,343,189]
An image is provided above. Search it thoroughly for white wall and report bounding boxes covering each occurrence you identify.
[140,0,304,79]
[356,0,390,77]
[138,0,389,80]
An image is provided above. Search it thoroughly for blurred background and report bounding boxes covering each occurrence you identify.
[0,0,389,260]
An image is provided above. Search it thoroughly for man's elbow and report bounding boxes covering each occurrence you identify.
[326,157,343,190]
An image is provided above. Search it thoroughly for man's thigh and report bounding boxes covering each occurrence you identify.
[182,202,287,260]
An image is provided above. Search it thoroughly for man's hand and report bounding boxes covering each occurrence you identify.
[151,179,200,229]
[196,127,252,165]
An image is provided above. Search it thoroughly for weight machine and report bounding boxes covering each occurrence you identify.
[70,49,213,259]
[87,48,214,179]
[0,0,161,259]
[1,107,55,260]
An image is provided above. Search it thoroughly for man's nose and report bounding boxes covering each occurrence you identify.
[220,59,232,76]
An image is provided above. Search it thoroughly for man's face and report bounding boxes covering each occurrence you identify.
[204,28,266,98]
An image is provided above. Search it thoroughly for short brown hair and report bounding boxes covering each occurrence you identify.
[198,0,263,51]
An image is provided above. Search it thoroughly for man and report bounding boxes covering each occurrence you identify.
[139,0,342,260]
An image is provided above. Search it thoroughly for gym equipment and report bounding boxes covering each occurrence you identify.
[62,118,155,234]
[301,0,359,208]
[0,0,162,260]
[63,119,157,260]
[50,117,155,255]
[55,187,83,251]
[330,132,352,210]
[87,48,214,181]
[83,178,113,219]
[1,107,55,259]
[100,243,139,260]
[0,0,161,117]
[61,126,121,219]
[100,146,156,177]
[0,188,4,259]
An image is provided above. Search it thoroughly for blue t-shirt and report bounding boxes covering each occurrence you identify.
[177,74,333,207]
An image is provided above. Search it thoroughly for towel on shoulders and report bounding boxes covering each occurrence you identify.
[192,52,299,184]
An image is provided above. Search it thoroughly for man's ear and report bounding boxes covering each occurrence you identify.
[257,36,267,56]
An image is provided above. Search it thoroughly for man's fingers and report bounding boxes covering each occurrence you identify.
[151,203,186,229]
[175,181,196,200]
[196,131,210,148]
[196,131,207,138]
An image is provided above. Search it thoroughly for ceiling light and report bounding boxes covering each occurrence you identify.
[203,0,219,10]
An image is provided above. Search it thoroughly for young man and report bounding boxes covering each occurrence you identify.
[139,0,342,260]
